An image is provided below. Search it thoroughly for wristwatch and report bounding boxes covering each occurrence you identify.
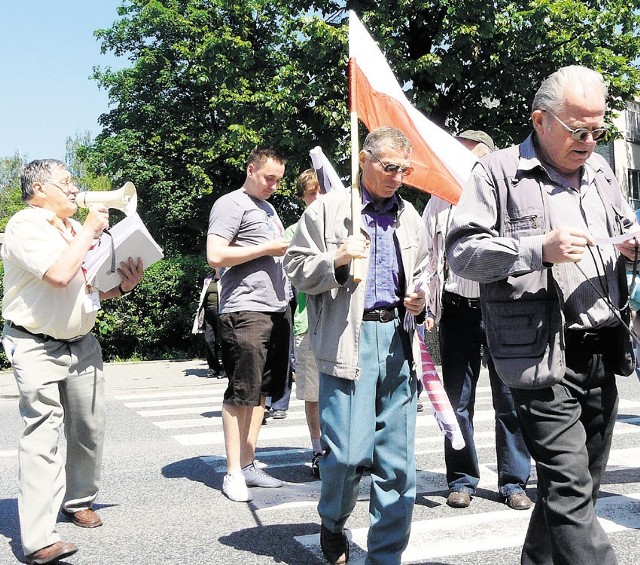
[118,283,133,297]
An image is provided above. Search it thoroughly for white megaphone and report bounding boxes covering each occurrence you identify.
[75,182,137,217]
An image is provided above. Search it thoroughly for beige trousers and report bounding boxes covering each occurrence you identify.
[3,326,105,555]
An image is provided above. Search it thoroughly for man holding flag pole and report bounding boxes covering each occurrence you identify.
[285,124,428,565]
[284,11,480,563]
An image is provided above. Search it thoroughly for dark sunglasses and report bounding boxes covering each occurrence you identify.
[545,111,607,142]
[366,150,414,176]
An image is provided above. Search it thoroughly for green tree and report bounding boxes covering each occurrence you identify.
[0,154,25,232]
[89,0,348,255]
[65,131,113,193]
[88,0,640,256]
[346,0,640,145]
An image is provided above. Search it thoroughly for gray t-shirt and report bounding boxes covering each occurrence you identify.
[208,188,288,313]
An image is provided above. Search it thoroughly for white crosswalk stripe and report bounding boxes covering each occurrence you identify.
[297,492,640,564]
[114,379,640,563]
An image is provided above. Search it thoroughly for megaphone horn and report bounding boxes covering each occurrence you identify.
[75,182,137,217]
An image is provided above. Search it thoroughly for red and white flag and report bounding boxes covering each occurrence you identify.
[348,11,476,204]
[418,328,465,450]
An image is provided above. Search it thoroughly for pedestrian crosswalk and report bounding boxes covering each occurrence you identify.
[114,380,640,564]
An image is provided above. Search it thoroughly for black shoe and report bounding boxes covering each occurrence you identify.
[320,525,349,564]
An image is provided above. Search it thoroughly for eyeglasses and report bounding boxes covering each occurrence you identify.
[46,179,82,194]
[545,111,607,142]
[366,150,414,176]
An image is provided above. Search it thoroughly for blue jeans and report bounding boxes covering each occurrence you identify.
[318,319,417,565]
[439,300,530,497]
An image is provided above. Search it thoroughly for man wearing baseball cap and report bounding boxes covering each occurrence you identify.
[422,131,532,511]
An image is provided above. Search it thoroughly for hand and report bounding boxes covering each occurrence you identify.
[264,238,289,257]
[84,205,109,238]
[542,227,594,264]
[404,289,426,316]
[334,234,368,267]
[616,237,640,261]
[425,316,436,332]
[118,257,144,293]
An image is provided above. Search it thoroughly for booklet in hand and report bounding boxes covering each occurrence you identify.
[83,213,164,290]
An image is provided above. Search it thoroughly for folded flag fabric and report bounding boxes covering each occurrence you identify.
[309,146,346,193]
[418,326,465,450]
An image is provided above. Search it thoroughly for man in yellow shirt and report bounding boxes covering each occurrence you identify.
[2,159,143,564]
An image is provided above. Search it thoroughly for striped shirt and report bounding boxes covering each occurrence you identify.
[423,196,479,304]
[446,134,637,330]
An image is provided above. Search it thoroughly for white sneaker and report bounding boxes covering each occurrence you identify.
[242,463,283,488]
[223,472,253,502]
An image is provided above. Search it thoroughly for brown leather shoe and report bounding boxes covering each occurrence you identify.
[506,492,533,510]
[446,490,471,508]
[26,541,78,564]
[62,508,103,528]
[320,525,349,564]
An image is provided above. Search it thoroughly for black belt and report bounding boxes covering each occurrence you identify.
[362,308,398,323]
[442,291,481,310]
[7,321,83,343]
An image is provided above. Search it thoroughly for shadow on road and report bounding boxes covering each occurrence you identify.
[218,522,323,564]
[161,456,222,490]
[0,498,20,562]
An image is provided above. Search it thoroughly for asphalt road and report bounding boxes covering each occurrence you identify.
[1,359,640,564]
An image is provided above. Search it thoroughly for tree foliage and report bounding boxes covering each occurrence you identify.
[89,0,349,254]
[0,154,25,232]
[348,0,640,144]
[87,0,640,256]
[96,254,209,361]
[66,131,113,193]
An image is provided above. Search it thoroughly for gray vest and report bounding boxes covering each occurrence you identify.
[480,144,633,389]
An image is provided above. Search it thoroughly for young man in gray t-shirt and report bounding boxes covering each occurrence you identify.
[207,147,291,503]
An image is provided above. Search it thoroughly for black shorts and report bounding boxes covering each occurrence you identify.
[219,311,290,406]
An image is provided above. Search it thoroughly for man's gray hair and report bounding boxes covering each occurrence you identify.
[21,159,66,202]
[362,126,412,155]
[532,65,608,114]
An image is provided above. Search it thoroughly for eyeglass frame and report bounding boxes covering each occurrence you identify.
[365,149,414,176]
[543,110,607,142]
[45,179,84,195]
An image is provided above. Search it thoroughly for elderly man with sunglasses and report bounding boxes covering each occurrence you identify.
[446,66,638,565]
[284,126,428,564]
[2,159,143,564]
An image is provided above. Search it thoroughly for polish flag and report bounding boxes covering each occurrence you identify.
[349,11,476,204]
[418,328,465,450]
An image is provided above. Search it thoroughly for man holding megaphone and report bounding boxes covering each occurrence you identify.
[1,159,144,564]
